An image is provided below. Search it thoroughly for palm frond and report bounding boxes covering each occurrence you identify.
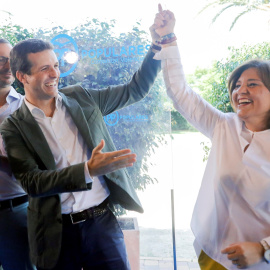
[211,4,237,23]
[197,1,219,16]
[255,3,270,11]
[198,0,270,30]
[0,10,12,16]
[229,9,252,30]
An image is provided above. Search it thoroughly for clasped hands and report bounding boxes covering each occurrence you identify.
[150,4,176,43]
[87,139,136,177]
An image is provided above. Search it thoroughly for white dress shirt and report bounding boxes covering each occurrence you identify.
[24,94,110,214]
[0,87,25,200]
[154,46,270,270]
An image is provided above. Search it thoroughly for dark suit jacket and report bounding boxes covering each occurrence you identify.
[0,49,160,269]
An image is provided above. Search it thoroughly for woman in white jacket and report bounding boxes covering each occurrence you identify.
[152,5,270,270]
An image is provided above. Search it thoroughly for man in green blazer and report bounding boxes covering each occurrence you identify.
[0,37,161,270]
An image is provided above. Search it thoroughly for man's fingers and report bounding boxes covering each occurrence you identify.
[149,24,157,31]
[88,150,136,177]
[92,139,105,153]
[110,154,137,170]
[105,149,132,159]
[155,13,165,22]
[109,162,135,173]
[117,153,137,162]
[126,163,135,167]
[154,14,165,28]
[158,3,163,13]
[150,22,161,32]
[166,10,175,20]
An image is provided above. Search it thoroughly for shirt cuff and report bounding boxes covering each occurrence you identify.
[262,236,270,246]
[153,46,180,60]
[84,162,93,184]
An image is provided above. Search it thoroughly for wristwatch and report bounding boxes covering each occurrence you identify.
[260,239,270,263]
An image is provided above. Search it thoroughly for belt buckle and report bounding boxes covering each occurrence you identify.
[70,210,86,225]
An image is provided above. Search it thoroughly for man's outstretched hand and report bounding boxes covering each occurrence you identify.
[87,139,136,177]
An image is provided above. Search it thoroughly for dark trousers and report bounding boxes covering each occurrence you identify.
[38,209,130,270]
[0,202,35,270]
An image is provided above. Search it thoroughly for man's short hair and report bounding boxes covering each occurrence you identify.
[10,39,54,87]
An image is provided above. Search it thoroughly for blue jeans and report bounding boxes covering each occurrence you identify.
[0,202,35,270]
[38,209,130,270]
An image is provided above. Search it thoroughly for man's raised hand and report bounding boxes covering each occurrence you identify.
[150,4,176,40]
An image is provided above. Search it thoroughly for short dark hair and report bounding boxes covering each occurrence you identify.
[0,38,11,45]
[10,39,54,87]
[228,59,270,107]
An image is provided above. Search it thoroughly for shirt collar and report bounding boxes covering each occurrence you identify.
[234,115,251,151]
[55,94,62,110]
[24,94,62,119]
[6,87,22,105]
[237,115,270,151]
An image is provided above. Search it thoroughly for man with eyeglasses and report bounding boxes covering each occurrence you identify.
[0,39,35,270]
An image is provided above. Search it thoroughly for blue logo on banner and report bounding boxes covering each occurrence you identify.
[104,111,119,126]
[51,34,79,78]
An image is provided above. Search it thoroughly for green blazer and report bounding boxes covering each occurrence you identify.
[0,49,160,269]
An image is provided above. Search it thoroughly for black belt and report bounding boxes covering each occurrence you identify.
[0,195,28,211]
[62,199,109,225]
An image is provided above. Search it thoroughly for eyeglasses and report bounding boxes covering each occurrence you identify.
[0,56,9,67]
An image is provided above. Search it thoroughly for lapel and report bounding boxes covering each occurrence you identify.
[59,92,95,150]
[15,93,94,169]
[16,102,56,169]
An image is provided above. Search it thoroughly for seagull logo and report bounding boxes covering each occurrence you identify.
[51,34,79,78]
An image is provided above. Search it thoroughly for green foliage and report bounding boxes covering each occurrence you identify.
[171,111,197,131]
[199,0,270,30]
[202,42,270,112]
[0,13,33,45]
[200,141,211,162]
[171,66,222,132]
[0,13,34,94]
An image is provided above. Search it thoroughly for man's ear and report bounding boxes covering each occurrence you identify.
[16,71,27,85]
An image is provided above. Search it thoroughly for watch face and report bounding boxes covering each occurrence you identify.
[264,249,270,262]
